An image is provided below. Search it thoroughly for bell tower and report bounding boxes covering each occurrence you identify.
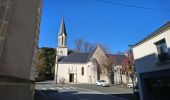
[57,17,68,56]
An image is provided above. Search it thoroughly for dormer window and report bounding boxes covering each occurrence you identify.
[155,39,170,62]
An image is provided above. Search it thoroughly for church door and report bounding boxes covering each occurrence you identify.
[69,74,74,82]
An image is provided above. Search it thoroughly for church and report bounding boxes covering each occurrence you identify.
[54,18,130,84]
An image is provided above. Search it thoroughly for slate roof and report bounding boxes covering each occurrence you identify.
[133,22,170,47]
[58,48,128,65]
[106,54,128,66]
[58,52,90,63]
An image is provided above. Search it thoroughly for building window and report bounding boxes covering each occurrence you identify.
[155,39,170,62]
[61,36,63,46]
[81,67,84,76]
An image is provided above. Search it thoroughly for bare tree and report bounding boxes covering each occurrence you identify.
[116,52,124,55]
[123,50,135,95]
[74,38,95,53]
[95,44,111,54]
[74,38,111,53]
[75,38,84,52]
[84,41,94,52]
[100,56,113,85]
[103,60,113,84]
[124,50,135,81]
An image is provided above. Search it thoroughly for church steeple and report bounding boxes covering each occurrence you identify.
[59,17,67,36]
[57,17,68,56]
[58,17,67,47]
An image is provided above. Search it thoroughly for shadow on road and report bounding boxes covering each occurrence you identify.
[35,89,59,100]
[109,93,133,100]
[35,89,134,100]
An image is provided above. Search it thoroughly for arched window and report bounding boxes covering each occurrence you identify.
[81,67,84,76]
[61,36,63,46]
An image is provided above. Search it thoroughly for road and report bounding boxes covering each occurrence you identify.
[35,81,132,100]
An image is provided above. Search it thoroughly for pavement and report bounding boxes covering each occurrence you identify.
[67,84,133,94]
[35,81,133,100]
[66,83,133,100]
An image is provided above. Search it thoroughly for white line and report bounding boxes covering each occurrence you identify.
[55,87,62,89]
[62,87,70,89]
[73,92,101,94]
[41,88,47,90]
[69,86,77,89]
[49,87,55,90]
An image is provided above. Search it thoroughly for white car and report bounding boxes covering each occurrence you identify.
[127,83,133,88]
[96,80,109,87]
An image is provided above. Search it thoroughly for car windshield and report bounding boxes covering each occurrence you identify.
[100,80,106,82]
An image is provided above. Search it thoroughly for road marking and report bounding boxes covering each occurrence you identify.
[54,86,77,90]
[69,86,77,89]
[62,87,70,89]
[49,87,55,90]
[73,91,101,94]
[41,88,47,90]
[55,87,62,89]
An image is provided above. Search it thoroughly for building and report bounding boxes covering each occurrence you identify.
[106,54,132,84]
[0,0,42,100]
[54,18,98,83]
[55,18,130,84]
[132,22,170,100]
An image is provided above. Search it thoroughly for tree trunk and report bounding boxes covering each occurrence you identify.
[108,75,112,86]
[120,70,122,84]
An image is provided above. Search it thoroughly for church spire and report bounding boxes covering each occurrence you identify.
[57,17,67,48]
[59,17,67,36]
[57,17,68,57]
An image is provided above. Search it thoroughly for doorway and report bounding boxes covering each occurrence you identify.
[69,74,74,82]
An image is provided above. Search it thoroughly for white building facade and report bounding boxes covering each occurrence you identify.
[57,60,97,84]
[54,18,98,84]
[133,22,170,100]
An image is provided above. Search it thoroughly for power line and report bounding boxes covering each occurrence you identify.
[98,0,170,12]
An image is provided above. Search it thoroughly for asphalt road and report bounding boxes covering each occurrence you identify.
[35,81,132,100]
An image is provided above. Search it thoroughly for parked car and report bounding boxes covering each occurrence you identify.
[127,83,133,88]
[127,81,138,88]
[96,80,109,87]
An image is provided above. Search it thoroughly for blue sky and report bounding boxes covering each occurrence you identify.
[39,0,170,53]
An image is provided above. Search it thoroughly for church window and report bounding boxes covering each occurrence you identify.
[81,67,84,76]
[61,37,63,46]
